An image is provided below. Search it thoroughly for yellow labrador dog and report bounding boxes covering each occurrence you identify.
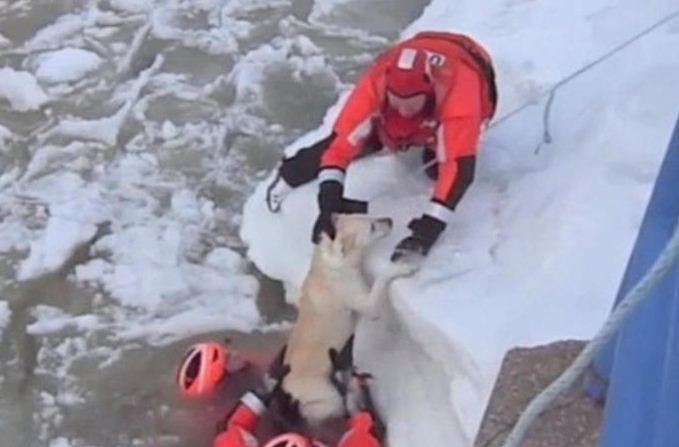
[281,214,418,427]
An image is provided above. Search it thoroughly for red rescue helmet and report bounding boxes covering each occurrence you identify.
[384,48,433,118]
[177,342,228,398]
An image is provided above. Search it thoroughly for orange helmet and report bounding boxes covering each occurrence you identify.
[177,342,228,398]
[384,48,433,118]
[385,48,432,96]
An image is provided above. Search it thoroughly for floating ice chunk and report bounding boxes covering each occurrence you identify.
[109,0,154,13]
[56,391,85,406]
[0,301,9,331]
[47,56,163,145]
[27,306,101,336]
[205,247,246,273]
[308,0,346,21]
[29,13,87,50]
[17,173,110,280]
[0,124,12,148]
[51,104,130,146]
[49,437,71,447]
[116,23,152,77]
[171,189,204,223]
[0,68,49,112]
[75,258,111,283]
[20,142,92,182]
[35,48,103,84]
[161,120,179,140]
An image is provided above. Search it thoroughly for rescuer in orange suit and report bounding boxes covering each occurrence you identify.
[212,353,386,447]
[266,31,498,260]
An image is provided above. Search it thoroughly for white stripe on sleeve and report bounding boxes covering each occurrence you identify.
[319,167,346,184]
[425,201,455,223]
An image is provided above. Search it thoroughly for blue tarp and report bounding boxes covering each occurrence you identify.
[591,112,679,447]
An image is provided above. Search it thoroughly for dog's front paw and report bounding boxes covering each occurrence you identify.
[388,257,421,278]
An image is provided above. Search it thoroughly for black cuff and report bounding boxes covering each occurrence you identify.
[341,198,368,214]
[318,180,343,214]
[408,214,446,246]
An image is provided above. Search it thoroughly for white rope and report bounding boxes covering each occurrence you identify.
[501,217,679,447]
[491,9,679,132]
[493,9,679,155]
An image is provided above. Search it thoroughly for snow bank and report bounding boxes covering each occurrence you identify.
[241,1,679,445]
[34,48,103,84]
[0,68,49,111]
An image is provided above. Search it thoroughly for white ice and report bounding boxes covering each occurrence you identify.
[33,48,103,84]
[27,305,102,336]
[0,67,49,112]
[0,124,11,148]
[0,301,9,332]
[27,13,89,51]
[49,437,71,447]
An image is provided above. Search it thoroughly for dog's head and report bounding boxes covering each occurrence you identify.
[319,214,393,265]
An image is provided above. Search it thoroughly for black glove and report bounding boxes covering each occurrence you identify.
[312,180,343,243]
[391,214,446,261]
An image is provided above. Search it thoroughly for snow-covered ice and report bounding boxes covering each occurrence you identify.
[27,13,90,51]
[27,305,102,336]
[49,437,71,447]
[0,124,11,147]
[0,301,9,332]
[17,172,109,281]
[33,48,103,84]
[0,67,49,112]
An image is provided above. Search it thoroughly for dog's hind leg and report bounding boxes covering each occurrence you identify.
[328,335,356,414]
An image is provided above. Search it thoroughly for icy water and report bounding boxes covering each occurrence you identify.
[0,0,428,446]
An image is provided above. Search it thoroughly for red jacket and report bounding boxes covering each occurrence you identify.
[320,31,495,214]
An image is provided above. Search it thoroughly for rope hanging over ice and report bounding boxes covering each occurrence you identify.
[489,9,679,154]
[501,217,679,447]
